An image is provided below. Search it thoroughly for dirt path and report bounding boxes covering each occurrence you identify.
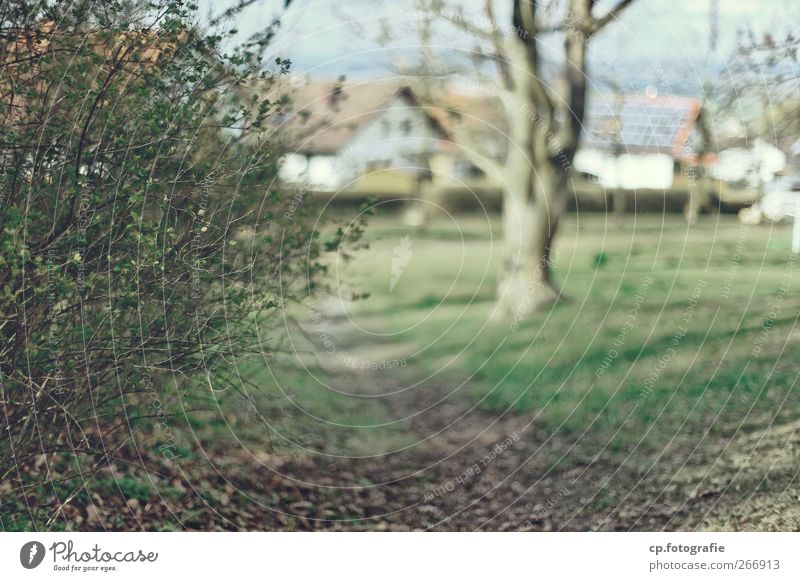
[76,315,799,532]
[176,317,799,532]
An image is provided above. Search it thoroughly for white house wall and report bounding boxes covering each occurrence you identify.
[307,155,341,189]
[279,95,442,191]
[711,139,787,186]
[574,150,674,189]
[343,96,441,174]
[279,153,309,183]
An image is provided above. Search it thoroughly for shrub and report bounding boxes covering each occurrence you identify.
[0,0,336,515]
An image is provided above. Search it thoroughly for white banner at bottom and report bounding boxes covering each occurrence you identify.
[1,532,796,580]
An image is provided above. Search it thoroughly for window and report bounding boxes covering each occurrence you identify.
[401,119,413,136]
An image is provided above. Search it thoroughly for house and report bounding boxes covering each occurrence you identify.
[3,19,183,122]
[277,80,713,197]
[712,139,786,187]
[277,81,451,190]
[575,93,714,190]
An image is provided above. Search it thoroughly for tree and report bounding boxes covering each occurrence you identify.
[0,0,340,523]
[723,25,800,138]
[384,0,635,318]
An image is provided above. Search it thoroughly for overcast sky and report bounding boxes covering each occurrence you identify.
[198,0,798,95]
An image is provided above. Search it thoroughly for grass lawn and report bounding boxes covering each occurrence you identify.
[10,210,798,531]
[331,211,800,463]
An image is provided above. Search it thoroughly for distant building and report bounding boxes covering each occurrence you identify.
[711,137,787,187]
[277,80,714,193]
[278,82,449,190]
[576,94,713,190]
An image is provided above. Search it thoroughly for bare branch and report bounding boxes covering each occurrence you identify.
[505,1,554,129]
[484,0,514,90]
[552,0,590,156]
[449,119,504,178]
[434,6,494,41]
[590,0,633,34]
[208,0,293,27]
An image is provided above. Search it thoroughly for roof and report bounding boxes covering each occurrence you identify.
[3,20,182,124]
[279,81,704,162]
[276,80,448,154]
[581,94,703,161]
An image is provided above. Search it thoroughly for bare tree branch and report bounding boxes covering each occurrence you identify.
[448,117,504,177]
[590,0,633,34]
[509,0,554,126]
[484,0,514,90]
[432,5,495,41]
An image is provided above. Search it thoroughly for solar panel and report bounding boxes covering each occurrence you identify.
[581,96,699,158]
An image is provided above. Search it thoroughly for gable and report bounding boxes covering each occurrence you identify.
[345,95,444,153]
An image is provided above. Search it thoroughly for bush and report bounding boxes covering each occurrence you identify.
[0,0,338,512]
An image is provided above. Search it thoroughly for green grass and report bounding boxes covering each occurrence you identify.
[164,211,798,470]
[335,212,800,457]
[13,212,796,530]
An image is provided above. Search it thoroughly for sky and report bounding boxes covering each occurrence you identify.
[198,0,799,96]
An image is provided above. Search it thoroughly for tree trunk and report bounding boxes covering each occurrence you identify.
[684,165,710,225]
[495,162,566,321]
[492,0,621,321]
[403,177,434,230]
